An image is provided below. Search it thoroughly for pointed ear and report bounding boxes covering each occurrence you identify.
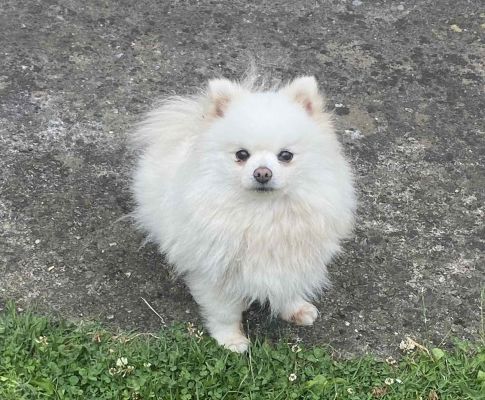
[280,76,324,116]
[207,79,244,118]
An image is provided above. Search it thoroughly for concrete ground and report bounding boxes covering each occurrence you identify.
[0,0,483,358]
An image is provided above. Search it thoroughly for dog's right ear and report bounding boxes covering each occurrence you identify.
[207,79,244,118]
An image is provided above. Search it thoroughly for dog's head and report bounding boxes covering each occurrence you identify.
[200,76,334,196]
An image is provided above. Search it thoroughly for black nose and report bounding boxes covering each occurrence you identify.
[253,167,272,184]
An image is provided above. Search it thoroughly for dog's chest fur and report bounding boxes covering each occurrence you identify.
[190,196,335,305]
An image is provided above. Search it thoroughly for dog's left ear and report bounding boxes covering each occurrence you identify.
[207,79,245,118]
[280,76,323,116]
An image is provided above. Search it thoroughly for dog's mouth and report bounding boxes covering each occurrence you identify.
[253,186,275,193]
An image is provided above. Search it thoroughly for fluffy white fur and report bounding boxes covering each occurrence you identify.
[131,76,356,352]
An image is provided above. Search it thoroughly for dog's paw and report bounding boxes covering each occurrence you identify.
[213,331,250,353]
[282,302,319,326]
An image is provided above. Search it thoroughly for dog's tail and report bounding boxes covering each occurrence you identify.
[129,95,204,152]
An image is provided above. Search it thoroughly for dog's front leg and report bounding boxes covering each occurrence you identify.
[187,278,249,353]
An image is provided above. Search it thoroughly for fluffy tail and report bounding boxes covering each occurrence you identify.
[129,95,205,152]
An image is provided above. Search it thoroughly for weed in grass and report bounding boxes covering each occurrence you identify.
[0,304,484,399]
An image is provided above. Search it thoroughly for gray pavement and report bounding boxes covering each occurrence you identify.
[0,0,483,357]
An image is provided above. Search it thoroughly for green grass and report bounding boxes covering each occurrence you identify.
[0,305,483,400]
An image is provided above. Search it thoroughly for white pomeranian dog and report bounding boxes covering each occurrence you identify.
[131,75,356,352]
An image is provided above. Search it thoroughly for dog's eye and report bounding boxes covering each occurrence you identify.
[235,149,250,162]
[277,150,293,162]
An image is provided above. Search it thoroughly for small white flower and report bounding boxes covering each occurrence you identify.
[288,373,297,382]
[123,365,135,377]
[385,356,397,365]
[111,358,135,377]
[116,357,128,367]
[187,322,196,335]
[35,336,48,346]
[143,362,152,368]
[291,344,301,353]
[347,388,355,394]
[385,377,394,385]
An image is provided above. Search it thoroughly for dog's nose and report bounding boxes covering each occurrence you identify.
[253,167,272,184]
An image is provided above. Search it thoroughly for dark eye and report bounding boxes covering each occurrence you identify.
[235,149,250,162]
[277,150,293,162]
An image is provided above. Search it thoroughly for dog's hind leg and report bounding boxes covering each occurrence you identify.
[280,299,319,326]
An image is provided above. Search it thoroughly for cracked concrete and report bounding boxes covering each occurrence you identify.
[0,0,483,358]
